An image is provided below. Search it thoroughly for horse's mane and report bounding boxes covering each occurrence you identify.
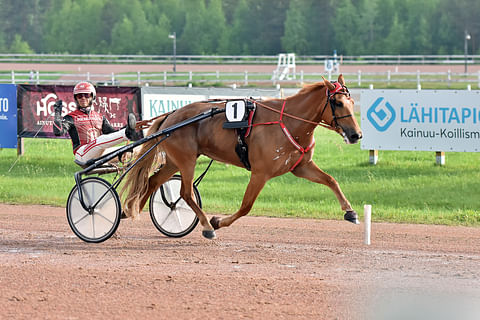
[296,81,326,95]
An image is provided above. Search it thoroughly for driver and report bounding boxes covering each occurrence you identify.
[53,81,138,164]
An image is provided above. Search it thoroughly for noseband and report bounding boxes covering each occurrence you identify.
[321,81,352,131]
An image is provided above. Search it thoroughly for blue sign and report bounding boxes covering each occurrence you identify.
[0,84,17,148]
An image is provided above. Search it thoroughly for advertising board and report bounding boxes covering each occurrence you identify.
[361,90,480,152]
[17,85,141,138]
[141,87,282,120]
[0,84,17,148]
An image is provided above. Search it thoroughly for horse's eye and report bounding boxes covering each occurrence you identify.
[332,99,343,108]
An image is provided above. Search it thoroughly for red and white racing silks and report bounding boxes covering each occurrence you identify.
[54,108,128,164]
[68,109,104,152]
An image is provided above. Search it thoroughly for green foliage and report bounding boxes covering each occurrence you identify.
[0,0,50,52]
[180,0,208,54]
[0,0,480,55]
[333,0,364,54]
[281,0,309,54]
[204,0,228,54]
[8,35,33,53]
[244,0,290,54]
[111,16,136,54]
[220,0,252,54]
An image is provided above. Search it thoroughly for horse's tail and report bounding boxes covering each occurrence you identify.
[120,114,169,218]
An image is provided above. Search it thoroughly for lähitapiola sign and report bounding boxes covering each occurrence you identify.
[0,84,17,148]
[360,90,480,152]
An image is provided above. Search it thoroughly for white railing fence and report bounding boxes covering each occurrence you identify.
[3,69,480,89]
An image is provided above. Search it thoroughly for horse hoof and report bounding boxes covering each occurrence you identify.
[202,230,217,240]
[344,210,359,224]
[210,216,221,230]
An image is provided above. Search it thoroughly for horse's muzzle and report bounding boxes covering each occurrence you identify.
[343,128,362,144]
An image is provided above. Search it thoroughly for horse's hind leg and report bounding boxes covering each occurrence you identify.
[292,161,359,224]
[149,153,215,240]
[138,161,178,212]
[210,172,267,230]
[177,168,218,239]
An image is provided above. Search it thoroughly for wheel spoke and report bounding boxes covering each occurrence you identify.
[72,192,79,202]
[91,214,96,238]
[95,193,113,209]
[173,208,184,228]
[163,181,174,206]
[94,209,116,225]
[157,209,175,226]
[73,212,90,225]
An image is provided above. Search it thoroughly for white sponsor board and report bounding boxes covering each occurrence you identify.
[141,87,282,121]
[361,90,480,152]
[143,94,206,120]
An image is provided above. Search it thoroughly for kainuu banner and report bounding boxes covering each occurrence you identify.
[360,90,480,152]
[0,84,17,148]
[141,86,282,120]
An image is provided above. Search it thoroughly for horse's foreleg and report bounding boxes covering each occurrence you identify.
[292,161,359,224]
[210,173,267,229]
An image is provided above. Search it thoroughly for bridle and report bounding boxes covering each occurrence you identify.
[320,81,353,131]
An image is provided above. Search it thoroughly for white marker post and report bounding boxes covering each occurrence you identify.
[364,205,372,245]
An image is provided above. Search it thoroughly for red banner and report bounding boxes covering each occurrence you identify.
[17,85,141,138]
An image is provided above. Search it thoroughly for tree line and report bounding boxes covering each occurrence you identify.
[0,0,478,56]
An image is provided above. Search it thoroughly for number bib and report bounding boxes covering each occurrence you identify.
[223,100,252,129]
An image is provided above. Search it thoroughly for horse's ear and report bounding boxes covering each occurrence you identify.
[338,74,345,85]
[322,76,335,91]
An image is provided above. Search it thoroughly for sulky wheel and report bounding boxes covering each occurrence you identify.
[149,175,200,238]
[66,177,121,243]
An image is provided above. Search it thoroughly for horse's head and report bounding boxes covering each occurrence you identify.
[322,75,362,144]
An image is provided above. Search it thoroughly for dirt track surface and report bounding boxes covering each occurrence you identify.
[1,203,480,319]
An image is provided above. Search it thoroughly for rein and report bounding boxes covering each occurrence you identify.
[246,82,351,171]
[248,98,336,132]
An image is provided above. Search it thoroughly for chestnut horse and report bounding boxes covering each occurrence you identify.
[121,75,362,239]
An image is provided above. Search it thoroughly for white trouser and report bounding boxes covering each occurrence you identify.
[74,129,128,163]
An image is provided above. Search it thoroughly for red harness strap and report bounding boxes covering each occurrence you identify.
[252,100,315,172]
[244,108,255,138]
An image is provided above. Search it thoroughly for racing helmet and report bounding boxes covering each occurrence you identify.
[73,81,96,100]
